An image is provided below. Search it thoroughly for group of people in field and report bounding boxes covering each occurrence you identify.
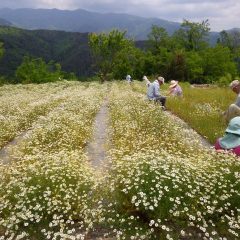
[126,74,240,157]
[142,75,183,110]
[215,79,240,156]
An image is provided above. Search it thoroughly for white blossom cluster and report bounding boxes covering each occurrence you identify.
[0,81,107,239]
[102,82,240,239]
[0,81,87,148]
[0,81,239,239]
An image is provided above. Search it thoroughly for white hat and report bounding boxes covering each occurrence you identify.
[157,76,165,84]
[143,76,148,81]
[169,80,178,88]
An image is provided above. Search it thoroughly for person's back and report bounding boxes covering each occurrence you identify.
[146,76,166,108]
[147,82,155,100]
[169,80,183,97]
[174,85,183,96]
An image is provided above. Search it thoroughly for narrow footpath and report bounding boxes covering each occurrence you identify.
[85,100,113,239]
[87,99,110,169]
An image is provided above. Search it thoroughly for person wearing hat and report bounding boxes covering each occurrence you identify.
[168,80,183,97]
[215,116,240,156]
[126,74,132,83]
[223,79,240,122]
[147,76,166,109]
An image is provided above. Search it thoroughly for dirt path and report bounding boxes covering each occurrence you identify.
[0,130,30,164]
[87,100,110,169]
[164,110,212,148]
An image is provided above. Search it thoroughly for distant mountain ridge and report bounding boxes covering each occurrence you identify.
[0,17,12,26]
[0,8,181,40]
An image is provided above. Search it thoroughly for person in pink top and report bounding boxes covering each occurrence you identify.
[215,116,240,156]
[168,80,183,97]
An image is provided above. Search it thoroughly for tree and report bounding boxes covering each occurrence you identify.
[88,29,132,82]
[112,45,140,79]
[16,56,62,83]
[185,51,204,83]
[218,30,233,50]
[167,50,186,81]
[174,19,210,51]
[201,45,237,83]
[148,25,169,54]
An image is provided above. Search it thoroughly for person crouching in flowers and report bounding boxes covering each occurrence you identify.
[215,116,240,156]
[147,76,167,110]
[168,80,183,97]
[223,79,240,122]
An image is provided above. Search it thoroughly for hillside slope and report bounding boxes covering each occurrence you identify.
[0,26,93,79]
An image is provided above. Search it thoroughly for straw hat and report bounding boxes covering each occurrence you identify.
[157,76,165,84]
[230,79,240,90]
[169,80,178,88]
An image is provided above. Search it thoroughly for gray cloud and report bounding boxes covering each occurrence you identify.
[0,0,239,31]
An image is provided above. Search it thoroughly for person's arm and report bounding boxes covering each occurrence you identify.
[235,95,240,107]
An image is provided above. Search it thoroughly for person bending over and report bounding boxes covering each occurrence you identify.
[223,79,240,122]
[147,76,166,109]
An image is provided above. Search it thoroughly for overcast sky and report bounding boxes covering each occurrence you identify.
[0,0,239,31]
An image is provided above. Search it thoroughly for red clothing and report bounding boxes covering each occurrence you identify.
[215,139,240,156]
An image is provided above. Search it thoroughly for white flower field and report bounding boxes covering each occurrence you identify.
[0,81,239,240]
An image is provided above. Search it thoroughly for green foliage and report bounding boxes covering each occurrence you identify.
[148,25,169,54]
[15,56,62,83]
[201,45,237,83]
[217,73,233,87]
[167,49,186,81]
[185,51,204,83]
[88,29,133,82]
[112,45,145,79]
[0,23,239,85]
[0,26,92,80]
[174,19,210,51]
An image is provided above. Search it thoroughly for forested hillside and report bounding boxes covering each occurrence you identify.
[0,26,93,81]
[0,21,239,84]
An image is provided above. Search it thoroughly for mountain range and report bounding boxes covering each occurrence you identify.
[0,8,184,40]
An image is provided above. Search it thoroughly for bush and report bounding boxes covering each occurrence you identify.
[15,57,62,84]
[217,73,232,87]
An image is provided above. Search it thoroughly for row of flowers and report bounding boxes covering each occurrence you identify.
[0,82,107,239]
[0,81,239,239]
[0,81,88,148]
[101,82,240,239]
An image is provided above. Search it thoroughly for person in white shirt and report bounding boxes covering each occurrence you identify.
[223,79,240,122]
[126,74,132,83]
[147,76,166,109]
